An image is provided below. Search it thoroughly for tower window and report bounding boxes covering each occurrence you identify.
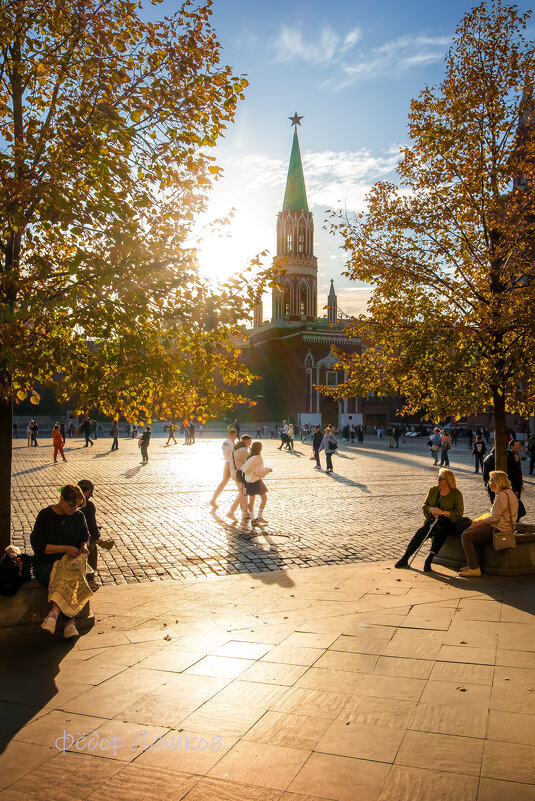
[299,285,307,315]
[284,286,291,316]
[326,371,337,387]
[286,232,293,253]
[298,229,305,253]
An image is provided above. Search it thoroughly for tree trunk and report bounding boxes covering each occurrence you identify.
[493,387,507,472]
[0,391,13,556]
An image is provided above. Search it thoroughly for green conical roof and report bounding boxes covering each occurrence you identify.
[282,129,309,212]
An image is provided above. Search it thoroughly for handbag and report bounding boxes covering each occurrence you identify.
[518,499,526,520]
[492,492,517,551]
[231,450,245,483]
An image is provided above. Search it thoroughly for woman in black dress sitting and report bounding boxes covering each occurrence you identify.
[31,484,90,638]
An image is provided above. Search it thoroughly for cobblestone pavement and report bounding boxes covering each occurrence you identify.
[11,434,535,584]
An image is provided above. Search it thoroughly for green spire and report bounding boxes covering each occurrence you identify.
[283,129,309,212]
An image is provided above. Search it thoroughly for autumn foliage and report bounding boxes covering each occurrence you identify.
[0,0,265,551]
[328,1,535,470]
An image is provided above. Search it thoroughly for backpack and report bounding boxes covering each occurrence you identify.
[0,548,32,596]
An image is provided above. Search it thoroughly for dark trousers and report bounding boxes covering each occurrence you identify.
[84,432,93,446]
[474,453,484,472]
[440,450,450,466]
[314,447,321,467]
[461,522,494,569]
[402,517,455,560]
[325,451,333,471]
[111,436,119,450]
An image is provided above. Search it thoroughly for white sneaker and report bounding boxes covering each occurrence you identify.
[63,622,79,639]
[314,465,322,470]
[41,616,57,634]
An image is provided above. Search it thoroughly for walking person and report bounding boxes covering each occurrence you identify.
[312,424,323,470]
[528,432,535,476]
[395,469,464,571]
[278,420,289,450]
[227,434,252,521]
[460,471,518,577]
[59,421,66,444]
[242,441,273,524]
[67,420,73,438]
[429,427,441,465]
[110,420,119,451]
[507,439,524,517]
[26,420,32,447]
[82,416,93,448]
[166,422,177,445]
[439,430,452,466]
[210,428,237,509]
[188,420,196,445]
[319,427,338,474]
[138,426,151,463]
[286,423,294,450]
[30,419,39,446]
[52,423,67,463]
[472,435,486,473]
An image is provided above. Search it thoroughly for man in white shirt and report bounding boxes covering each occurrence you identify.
[210,428,237,509]
[277,420,289,450]
[227,434,252,521]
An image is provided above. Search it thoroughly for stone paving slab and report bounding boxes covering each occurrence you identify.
[11,435,535,584]
[1,560,534,800]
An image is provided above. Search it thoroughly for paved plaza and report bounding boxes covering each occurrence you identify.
[3,432,535,800]
[1,557,535,800]
[11,433,535,583]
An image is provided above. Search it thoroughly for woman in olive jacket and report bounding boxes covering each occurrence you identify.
[395,468,464,572]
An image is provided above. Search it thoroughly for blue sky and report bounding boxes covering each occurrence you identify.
[153,1,534,318]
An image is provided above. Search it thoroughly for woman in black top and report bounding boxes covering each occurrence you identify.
[78,479,100,590]
[31,484,89,637]
[30,419,38,446]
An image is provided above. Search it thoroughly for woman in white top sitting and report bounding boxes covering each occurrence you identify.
[242,441,273,525]
[460,470,518,576]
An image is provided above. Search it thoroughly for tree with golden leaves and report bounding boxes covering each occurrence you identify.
[329,1,535,471]
[0,0,265,553]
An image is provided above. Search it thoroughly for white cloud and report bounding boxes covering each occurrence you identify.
[273,23,361,66]
[337,34,450,89]
[302,148,400,210]
[335,287,373,317]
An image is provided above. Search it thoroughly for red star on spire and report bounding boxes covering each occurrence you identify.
[289,112,303,127]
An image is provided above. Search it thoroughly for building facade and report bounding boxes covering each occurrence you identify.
[243,120,401,429]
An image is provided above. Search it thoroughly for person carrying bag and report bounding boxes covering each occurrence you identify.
[460,471,518,576]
